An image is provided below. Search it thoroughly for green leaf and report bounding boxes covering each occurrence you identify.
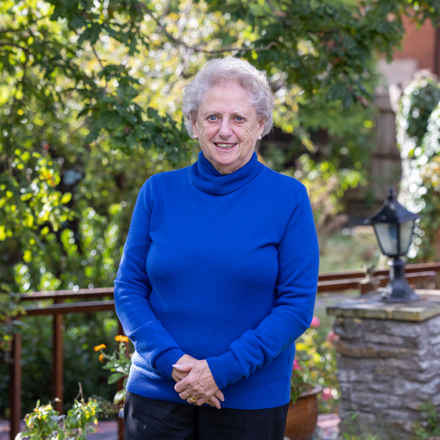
[108,373,123,384]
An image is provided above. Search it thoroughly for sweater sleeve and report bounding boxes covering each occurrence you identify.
[206,185,319,389]
[114,179,184,379]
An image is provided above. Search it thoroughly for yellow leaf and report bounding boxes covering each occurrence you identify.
[0,86,10,106]
[168,12,179,21]
[312,353,321,363]
[0,225,5,241]
[61,193,72,204]
[23,250,32,262]
[24,214,34,228]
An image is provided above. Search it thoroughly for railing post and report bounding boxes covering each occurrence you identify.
[360,279,374,295]
[117,320,125,440]
[10,332,22,440]
[53,310,64,413]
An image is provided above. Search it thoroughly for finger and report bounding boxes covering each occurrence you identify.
[174,378,191,393]
[201,395,221,409]
[178,390,194,401]
[206,400,219,409]
[172,363,193,372]
[195,396,210,407]
[208,396,221,409]
[172,368,189,382]
[214,389,224,402]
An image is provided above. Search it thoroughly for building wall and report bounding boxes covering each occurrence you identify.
[393,15,436,71]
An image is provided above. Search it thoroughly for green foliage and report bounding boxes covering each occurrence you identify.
[16,395,98,440]
[293,316,339,412]
[0,313,117,417]
[94,335,132,406]
[0,0,205,417]
[342,434,379,440]
[204,0,440,108]
[340,412,383,439]
[0,288,25,352]
[2,0,438,300]
[0,0,195,348]
[414,402,440,439]
[396,72,440,259]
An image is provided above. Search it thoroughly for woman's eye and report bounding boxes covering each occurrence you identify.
[234,115,245,122]
[207,115,218,121]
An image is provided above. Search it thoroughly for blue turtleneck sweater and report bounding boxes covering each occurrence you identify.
[114,152,319,409]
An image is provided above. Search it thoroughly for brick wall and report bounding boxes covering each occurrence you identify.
[393,15,436,71]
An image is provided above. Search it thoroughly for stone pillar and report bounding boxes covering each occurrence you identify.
[327,290,440,439]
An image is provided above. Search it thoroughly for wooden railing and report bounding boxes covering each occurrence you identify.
[8,288,120,440]
[317,262,440,294]
[6,262,440,440]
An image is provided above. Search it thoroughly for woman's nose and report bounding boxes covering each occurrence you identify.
[218,118,233,138]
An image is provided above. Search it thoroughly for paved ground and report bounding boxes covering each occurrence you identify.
[1,413,340,440]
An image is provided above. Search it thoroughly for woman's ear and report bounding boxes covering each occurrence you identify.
[191,112,199,139]
[257,118,265,140]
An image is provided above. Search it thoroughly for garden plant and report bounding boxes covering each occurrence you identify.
[94,335,132,408]
[16,389,98,440]
[291,315,339,413]
[396,71,440,260]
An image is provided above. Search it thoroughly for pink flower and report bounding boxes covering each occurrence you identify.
[326,331,339,344]
[310,316,320,328]
[322,387,333,401]
[293,359,301,370]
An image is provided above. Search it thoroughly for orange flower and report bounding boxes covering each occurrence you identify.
[93,344,106,352]
[98,353,105,362]
[115,335,129,343]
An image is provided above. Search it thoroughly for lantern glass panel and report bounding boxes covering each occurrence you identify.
[374,223,399,256]
[400,220,414,255]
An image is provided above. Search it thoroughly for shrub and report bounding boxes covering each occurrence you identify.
[16,394,98,440]
[396,71,440,259]
[293,315,339,412]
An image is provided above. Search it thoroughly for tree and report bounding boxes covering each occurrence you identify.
[1,0,439,331]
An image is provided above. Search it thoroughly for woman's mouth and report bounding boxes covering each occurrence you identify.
[215,143,237,150]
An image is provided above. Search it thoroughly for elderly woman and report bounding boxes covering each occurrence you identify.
[114,57,319,439]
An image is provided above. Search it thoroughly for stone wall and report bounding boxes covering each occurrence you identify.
[328,293,440,439]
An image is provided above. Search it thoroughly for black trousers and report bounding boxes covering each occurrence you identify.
[124,392,289,440]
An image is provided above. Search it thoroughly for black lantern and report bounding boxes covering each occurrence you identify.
[365,188,420,302]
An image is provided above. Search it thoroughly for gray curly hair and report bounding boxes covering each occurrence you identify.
[182,57,274,138]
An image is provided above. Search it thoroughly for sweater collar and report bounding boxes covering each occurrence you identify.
[190,151,263,195]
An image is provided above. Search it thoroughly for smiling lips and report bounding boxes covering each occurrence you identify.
[215,143,237,149]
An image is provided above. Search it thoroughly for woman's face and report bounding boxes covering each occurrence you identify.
[192,79,265,174]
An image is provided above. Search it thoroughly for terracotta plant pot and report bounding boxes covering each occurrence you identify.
[284,386,322,440]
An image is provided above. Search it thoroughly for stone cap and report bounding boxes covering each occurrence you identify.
[326,290,440,322]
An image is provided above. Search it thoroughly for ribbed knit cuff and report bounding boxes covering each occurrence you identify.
[154,348,186,378]
[207,351,244,390]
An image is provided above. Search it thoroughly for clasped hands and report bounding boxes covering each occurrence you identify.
[172,354,224,409]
